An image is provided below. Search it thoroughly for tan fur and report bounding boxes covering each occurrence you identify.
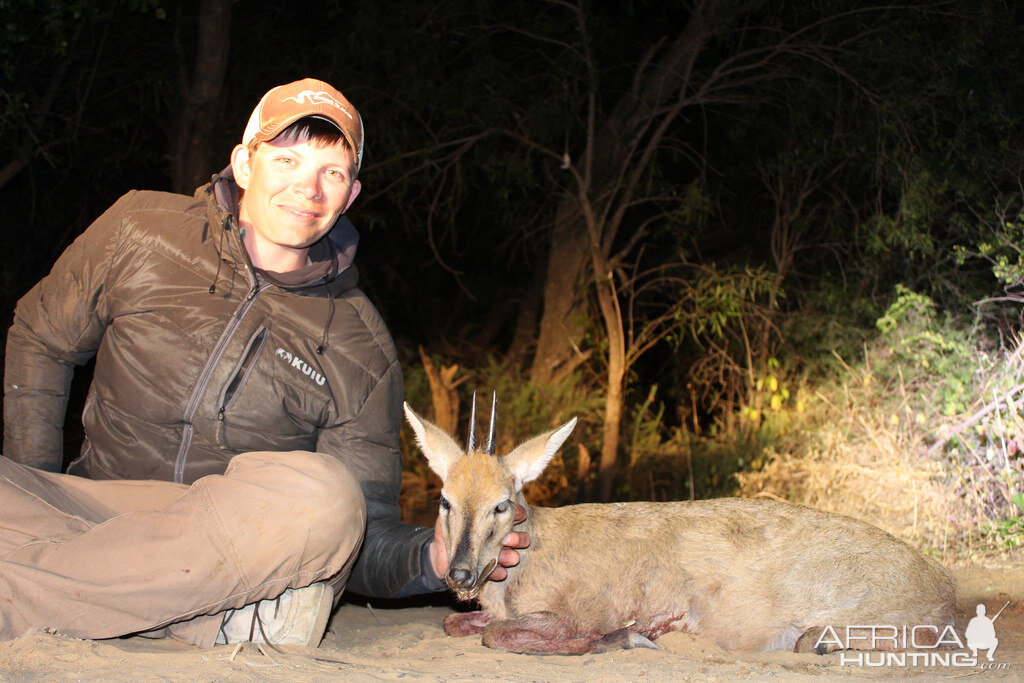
[403,403,957,655]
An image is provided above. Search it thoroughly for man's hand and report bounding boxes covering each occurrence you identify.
[429,504,530,581]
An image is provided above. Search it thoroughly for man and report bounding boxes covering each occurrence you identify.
[0,78,525,647]
[965,603,1000,662]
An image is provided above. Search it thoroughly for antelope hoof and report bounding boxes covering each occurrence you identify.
[794,626,835,654]
[597,628,659,652]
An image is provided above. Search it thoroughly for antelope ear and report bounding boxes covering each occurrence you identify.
[502,417,577,491]
[403,402,466,481]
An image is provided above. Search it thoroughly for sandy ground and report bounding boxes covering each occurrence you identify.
[2,564,1022,681]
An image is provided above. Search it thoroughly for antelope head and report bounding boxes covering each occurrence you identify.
[403,395,577,601]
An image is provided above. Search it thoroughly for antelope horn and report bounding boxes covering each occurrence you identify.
[485,391,497,455]
[467,390,477,452]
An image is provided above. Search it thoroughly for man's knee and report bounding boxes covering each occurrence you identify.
[220,451,366,566]
[293,452,367,550]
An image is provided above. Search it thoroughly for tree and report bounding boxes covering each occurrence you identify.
[0,1,173,317]
[170,0,231,193]
[513,0,900,498]
[337,0,996,499]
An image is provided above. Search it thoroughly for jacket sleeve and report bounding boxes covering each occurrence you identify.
[3,192,132,471]
[316,356,444,598]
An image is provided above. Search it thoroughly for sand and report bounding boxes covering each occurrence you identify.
[2,565,1021,681]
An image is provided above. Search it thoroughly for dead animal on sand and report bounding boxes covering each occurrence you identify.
[403,395,956,656]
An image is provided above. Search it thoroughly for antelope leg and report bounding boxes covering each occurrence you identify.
[483,612,656,655]
[444,610,493,636]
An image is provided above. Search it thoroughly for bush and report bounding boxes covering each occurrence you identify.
[737,287,1023,562]
[401,287,1024,563]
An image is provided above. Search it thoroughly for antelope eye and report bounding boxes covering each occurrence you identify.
[440,496,451,512]
[494,500,511,514]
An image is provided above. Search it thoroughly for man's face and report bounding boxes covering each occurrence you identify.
[231,136,361,271]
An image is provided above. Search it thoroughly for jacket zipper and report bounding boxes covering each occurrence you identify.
[218,327,269,415]
[173,283,262,483]
[215,326,269,448]
[173,214,264,484]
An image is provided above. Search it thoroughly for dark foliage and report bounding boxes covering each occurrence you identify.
[2,0,1023,464]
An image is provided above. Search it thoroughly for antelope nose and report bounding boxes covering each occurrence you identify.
[447,568,473,587]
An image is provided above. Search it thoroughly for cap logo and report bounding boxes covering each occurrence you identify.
[282,90,354,120]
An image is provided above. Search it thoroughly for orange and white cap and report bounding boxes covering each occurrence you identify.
[242,78,364,171]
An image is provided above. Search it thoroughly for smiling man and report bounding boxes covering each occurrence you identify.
[232,94,362,273]
[0,79,527,648]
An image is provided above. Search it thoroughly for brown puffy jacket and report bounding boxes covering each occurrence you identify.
[3,172,436,598]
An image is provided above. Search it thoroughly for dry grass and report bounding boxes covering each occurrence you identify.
[399,327,1024,563]
[737,341,1024,565]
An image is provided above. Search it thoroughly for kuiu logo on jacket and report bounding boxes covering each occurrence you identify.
[275,347,326,386]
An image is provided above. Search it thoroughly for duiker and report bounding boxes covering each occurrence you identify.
[403,400,956,656]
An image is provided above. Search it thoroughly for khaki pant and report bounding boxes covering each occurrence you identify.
[0,451,365,647]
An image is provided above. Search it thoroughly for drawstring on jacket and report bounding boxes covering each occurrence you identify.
[208,220,229,295]
[317,293,336,355]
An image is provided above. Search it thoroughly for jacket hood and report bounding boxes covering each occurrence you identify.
[202,166,360,297]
